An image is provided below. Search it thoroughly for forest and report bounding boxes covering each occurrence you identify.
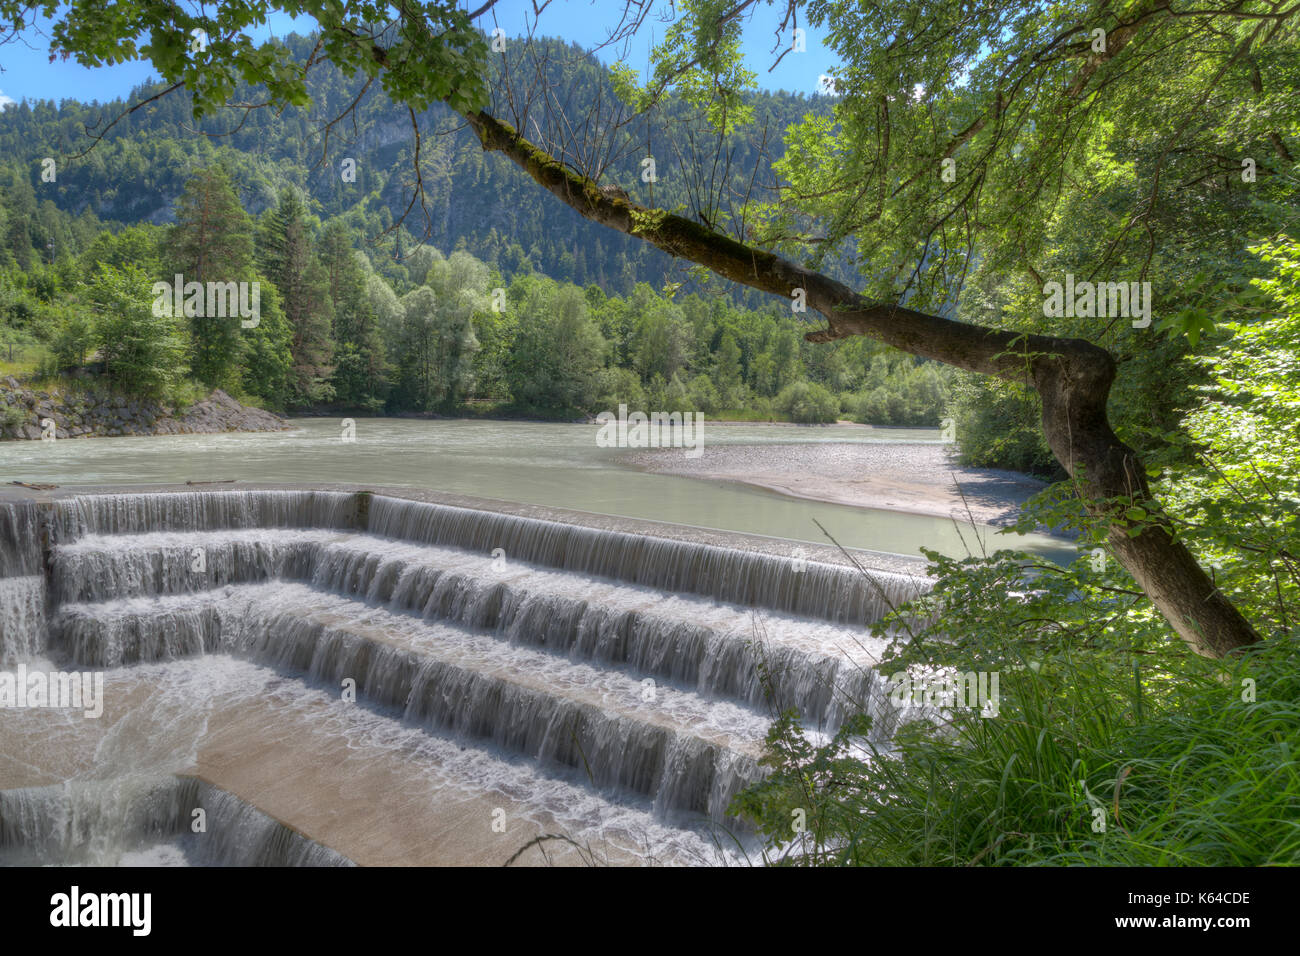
[0,37,951,432]
[0,166,949,427]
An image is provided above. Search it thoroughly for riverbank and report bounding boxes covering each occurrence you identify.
[0,380,288,440]
[621,440,1047,527]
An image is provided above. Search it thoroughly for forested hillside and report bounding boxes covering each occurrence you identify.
[0,34,949,428]
[0,34,834,295]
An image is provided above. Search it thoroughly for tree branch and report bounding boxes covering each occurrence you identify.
[462,108,1116,389]
[457,103,1259,657]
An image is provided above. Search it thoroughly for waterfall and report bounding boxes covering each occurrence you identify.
[43,491,924,624]
[0,776,192,866]
[181,779,354,867]
[0,776,352,866]
[55,583,769,822]
[50,529,330,604]
[367,495,924,625]
[49,490,358,541]
[52,534,902,734]
[0,500,42,577]
[0,577,44,664]
[2,489,930,864]
[0,500,47,661]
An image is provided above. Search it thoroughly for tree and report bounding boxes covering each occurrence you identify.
[239,274,294,409]
[13,0,1298,656]
[506,278,607,411]
[447,3,1287,656]
[319,219,385,408]
[1160,238,1300,634]
[257,187,334,405]
[394,281,479,410]
[3,171,36,271]
[775,380,839,424]
[394,286,440,409]
[48,308,94,372]
[631,295,692,383]
[470,291,516,404]
[81,225,162,275]
[168,166,256,389]
[89,264,187,399]
[712,331,745,407]
[423,250,486,405]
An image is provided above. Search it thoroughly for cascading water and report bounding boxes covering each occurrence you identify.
[0,499,45,666]
[1,490,927,865]
[0,577,44,665]
[0,776,353,866]
[366,495,923,625]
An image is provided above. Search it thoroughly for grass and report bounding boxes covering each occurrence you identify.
[735,635,1300,866]
[0,362,224,417]
[709,408,796,422]
[0,341,48,380]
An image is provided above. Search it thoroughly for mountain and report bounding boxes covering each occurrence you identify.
[0,34,836,299]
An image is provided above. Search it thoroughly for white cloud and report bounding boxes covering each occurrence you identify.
[0,90,15,110]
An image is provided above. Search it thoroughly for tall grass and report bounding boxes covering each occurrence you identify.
[733,634,1300,866]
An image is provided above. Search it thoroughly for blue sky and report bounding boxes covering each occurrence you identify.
[0,1,839,109]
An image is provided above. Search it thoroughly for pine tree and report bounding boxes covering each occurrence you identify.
[257,187,334,405]
[4,172,37,271]
[319,219,386,409]
[167,167,255,389]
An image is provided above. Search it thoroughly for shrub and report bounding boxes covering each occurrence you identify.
[774,380,839,423]
[0,401,25,437]
[686,374,721,415]
[592,366,646,414]
[947,372,1062,477]
[732,544,1300,866]
[50,312,94,371]
[89,264,188,400]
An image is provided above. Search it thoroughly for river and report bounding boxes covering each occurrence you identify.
[0,417,1072,561]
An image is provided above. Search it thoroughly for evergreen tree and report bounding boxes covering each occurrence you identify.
[712,331,744,407]
[167,166,256,389]
[257,187,334,405]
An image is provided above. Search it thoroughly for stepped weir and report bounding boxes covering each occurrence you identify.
[0,486,926,865]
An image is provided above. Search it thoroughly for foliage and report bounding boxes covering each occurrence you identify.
[733,237,1300,865]
[168,165,256,389]
[1155,237,1300,636]
[0,399,24,436]
[0,159,944,421]
[87,263,187,399]
[48,309,95,372]
[732,629,1300,866]
[506,278,606,413]
[774,380,839,423]
[947,373,1063,478]
[843,356,951,427]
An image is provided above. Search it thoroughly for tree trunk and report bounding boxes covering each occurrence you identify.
[1034,345,1259,658]
[461,108,1261,657]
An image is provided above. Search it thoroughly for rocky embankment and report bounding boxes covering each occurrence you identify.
[0,379,288,440]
